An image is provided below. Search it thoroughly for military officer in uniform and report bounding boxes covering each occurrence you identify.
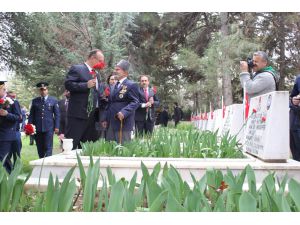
[28,82,60,158]
[0,78,22,173]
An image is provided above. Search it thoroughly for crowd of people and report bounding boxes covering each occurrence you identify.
[0,49,184,173]
[4,49,300,174]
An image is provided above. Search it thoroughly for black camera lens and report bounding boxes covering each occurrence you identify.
[247,57,254,68]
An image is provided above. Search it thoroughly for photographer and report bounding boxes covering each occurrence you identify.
[240,51,279,99]
[289,75,300,161]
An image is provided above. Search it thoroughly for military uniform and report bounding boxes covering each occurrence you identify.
[28,83,60,158]
[0,81,22,173]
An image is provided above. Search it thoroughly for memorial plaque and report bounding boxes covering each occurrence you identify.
[243,91,289,161]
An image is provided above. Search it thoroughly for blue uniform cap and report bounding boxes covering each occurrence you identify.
[36,82,49,89]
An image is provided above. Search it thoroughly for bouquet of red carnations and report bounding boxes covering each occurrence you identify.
[24,124,36,136]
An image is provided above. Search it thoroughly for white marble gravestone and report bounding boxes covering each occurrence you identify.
[243,91,289,162]
[221,104,244,142]
[214,109,225,135]
[206,112,215,131]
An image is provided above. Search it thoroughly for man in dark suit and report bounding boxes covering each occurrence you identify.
[102,60,140,144]
[135,75,159,136]
[28,82,60,158]
[173,102,183,127]
[160,106,170,127]
[58,89,70,149]
[65,49,105,149]
[0,79,22,173]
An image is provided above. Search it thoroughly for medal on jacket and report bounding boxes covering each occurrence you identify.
[119,85,127,99]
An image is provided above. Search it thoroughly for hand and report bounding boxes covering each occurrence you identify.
[59,133,65,140]
[0,109,8,116]
[117,112,124,121]
[149,97,154,104]
[145,102,152,108]
[101,121,108,128]
[240,61,249,73]
[54,128,59,134]
[87,79,96,88]
[292,96,300,106]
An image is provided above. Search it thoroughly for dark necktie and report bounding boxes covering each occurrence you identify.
[114,81,120,95]
[65,99,69,112]
[42,97,45,103]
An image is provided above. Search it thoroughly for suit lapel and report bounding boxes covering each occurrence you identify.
[113,78,127,98]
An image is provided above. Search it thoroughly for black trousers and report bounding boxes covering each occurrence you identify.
[290,129,300,161]
[0,141,13,173]
[135,119,155,136]
[35,131,53,158]
[66,109,99,149]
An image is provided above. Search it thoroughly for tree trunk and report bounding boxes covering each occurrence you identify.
[277,13,286,90]
[220,12,233,105]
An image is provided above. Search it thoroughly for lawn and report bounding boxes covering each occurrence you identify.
[21,134,61,173]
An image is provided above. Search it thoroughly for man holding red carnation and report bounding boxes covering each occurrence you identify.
[65,49,106,149]
[28,82,60,158]
[0,78,22,173]
[135,75,160,136]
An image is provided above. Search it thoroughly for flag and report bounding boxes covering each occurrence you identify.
[243,82,249,121]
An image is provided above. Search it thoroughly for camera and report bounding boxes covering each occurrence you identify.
[247,57,254,69]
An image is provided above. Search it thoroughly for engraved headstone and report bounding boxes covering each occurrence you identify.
[243,91,289,161]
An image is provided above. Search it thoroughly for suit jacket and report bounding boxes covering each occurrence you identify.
[173,106,183,122]
[0,99,22,141]
[58,99,68,134]
[135,87,159,122]
[28,96,60,133]
[103,78,140,131]
[160,110,169,124]
[65,63,104,120]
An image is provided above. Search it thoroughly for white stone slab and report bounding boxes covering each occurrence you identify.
[243,91,289,161]
[221,104,244,142]
[26,150,300,191]
[214,109,225,134]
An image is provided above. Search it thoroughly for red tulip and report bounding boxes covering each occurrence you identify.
[218,181,228,191]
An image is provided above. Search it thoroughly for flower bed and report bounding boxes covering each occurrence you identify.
[82,127,244,159]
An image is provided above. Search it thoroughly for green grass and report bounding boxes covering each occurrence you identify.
[21,134,61,173]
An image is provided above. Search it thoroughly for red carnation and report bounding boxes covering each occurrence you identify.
[152,86,157,94]
[0,98,5,104]
[252,108,257,113]
[89,70,96,78]
[261,116,266,122]
[24,124,36,136]
[93,61,106,70]
[104,86,110,97]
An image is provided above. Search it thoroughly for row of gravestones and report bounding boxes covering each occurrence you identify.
[191,91,289,162]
